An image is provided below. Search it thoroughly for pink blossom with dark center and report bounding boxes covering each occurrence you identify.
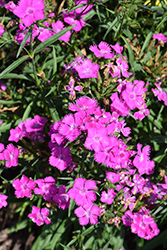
[84,126,110,152]
[53,185,69,210]
[9,127,26,142]
[34,176,56,196]
[67,177,97,206]
[28,206,51,226]
[59,113,82,142]
[68,96,98,115]
[25,115,48,133]
[12,175,36,198]
[75,58,99,79]
[106,172,120,183]
[3,144,19,168]
[100,188,116,205]
[49,145,73,171]
[122,80,146,110]
[75,202,100,225]
[89,41,114,59]
[49,122,66,146]
[13,0,45,27]
[122,210,133,226]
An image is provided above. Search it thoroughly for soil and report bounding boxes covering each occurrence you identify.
[0,204,37,250]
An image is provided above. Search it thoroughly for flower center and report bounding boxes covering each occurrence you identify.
[27,7,34,15]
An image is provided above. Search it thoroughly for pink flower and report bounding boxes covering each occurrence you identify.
[75,203,100,225]
[122,81,146,110]
[53,185,69,210]
[75,58,100,79]
[134,104,150,121]
[34,176,56,196]
[0,0,6,7]
[28,206,51,226]
[110,92,130,117]
[84,126,110,152]
[37,22,52,42]
[52,20,71,42]
[3,144,19,168]
[58,113,81,142]
[100,188,116,204]
[69,96,98,115]
[131,212,159,240]
[49,145,73,171]
[0,194,8,209]
[0,24,5,36]
[5,1,16,11]
[68,177,97,206]
[13,0,45,27]
[25,115,48,133]
[122,210,133,226]
[0,80,7,91]
[133,144,155,175]
[63,14,85,31]
[9,127,26,142]
[12,175,36,198]
[49,121,66,145]
[111,42,123,55]
[64,78,82,98]
[89,41,114,59]
[153,33,167,43]
[106,172,120,183]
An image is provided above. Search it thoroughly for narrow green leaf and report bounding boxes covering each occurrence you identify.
[45,85,57,97]
[103,17,119,40]
[52,46,57,75]
[139,31,153,58]
[34,26,75,54]
[0,100,21,105]
[102,239,113,250]
[0,55,29,79]
[82,225,96,236]
[0,73,34,81]
[50,219,67,250]
[22,95,38,121]
[156,15,167,29]
[5,219,28,233]
[59,243,73,250]
[121,35,134,69]
[16,29,32,58]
